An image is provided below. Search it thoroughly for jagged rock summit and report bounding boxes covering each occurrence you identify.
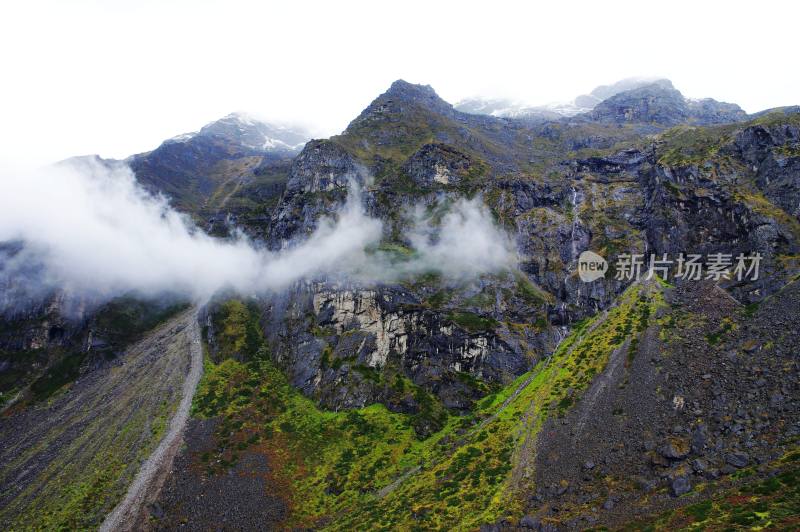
[346,79,457,131]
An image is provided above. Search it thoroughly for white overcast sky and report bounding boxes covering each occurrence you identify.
[1,0,797,164]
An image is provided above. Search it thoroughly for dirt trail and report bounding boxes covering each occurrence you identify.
[100,309,203,532]
[0,307,201,530]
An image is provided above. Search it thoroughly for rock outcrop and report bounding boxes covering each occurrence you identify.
[258,281,549,425]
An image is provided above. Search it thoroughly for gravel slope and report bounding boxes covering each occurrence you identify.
[100,308,202,531]
[0,306,200,530]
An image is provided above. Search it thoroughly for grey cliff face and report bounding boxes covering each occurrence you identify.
[285,140,369,194]
[266,140,366,247]
[402,143,474,187]
[254,279,552,434]
[730,122,800,219]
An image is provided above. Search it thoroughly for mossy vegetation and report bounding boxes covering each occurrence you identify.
[4,295,189,405]
[516,273,553,306]
[733,188,800,240]
[24,452,128,530]
[29,349,88,401]
[210,298,264,361]
[447,310,499,332]
[193,285,666,530]
[705,316,736,345]
[656,124,737,166]
[92,295,190,350]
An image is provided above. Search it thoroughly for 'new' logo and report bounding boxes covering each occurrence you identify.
[577,251,608,282]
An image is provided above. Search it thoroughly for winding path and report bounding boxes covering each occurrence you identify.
[100,308,203,532]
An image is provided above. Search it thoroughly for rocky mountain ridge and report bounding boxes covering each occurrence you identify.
[127,113,309,218]
[214,80,800,443]
[2,78,799,530]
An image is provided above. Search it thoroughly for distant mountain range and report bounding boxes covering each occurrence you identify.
[455,77,747,125]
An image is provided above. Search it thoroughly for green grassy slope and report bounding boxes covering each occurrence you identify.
[192,283,664,530]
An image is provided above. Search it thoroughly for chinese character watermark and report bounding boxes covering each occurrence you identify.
[577,251,762,283]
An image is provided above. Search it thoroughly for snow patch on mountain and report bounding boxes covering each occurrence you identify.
[163,112,310,153]
[456,77,668,120]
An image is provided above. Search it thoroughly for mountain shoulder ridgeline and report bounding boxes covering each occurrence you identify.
[127,113,310,218]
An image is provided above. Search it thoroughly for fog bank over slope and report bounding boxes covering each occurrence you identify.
[0,159,515,311]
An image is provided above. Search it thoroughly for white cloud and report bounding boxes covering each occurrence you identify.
[0,159,516,310]
[407,198,517,278]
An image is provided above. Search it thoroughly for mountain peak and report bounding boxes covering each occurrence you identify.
[385,79,439,99]
[377,79,453,114]
[586,77,674,101]
[344,80,455,134]
[162,113,309,154]
[649,78,675,90]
